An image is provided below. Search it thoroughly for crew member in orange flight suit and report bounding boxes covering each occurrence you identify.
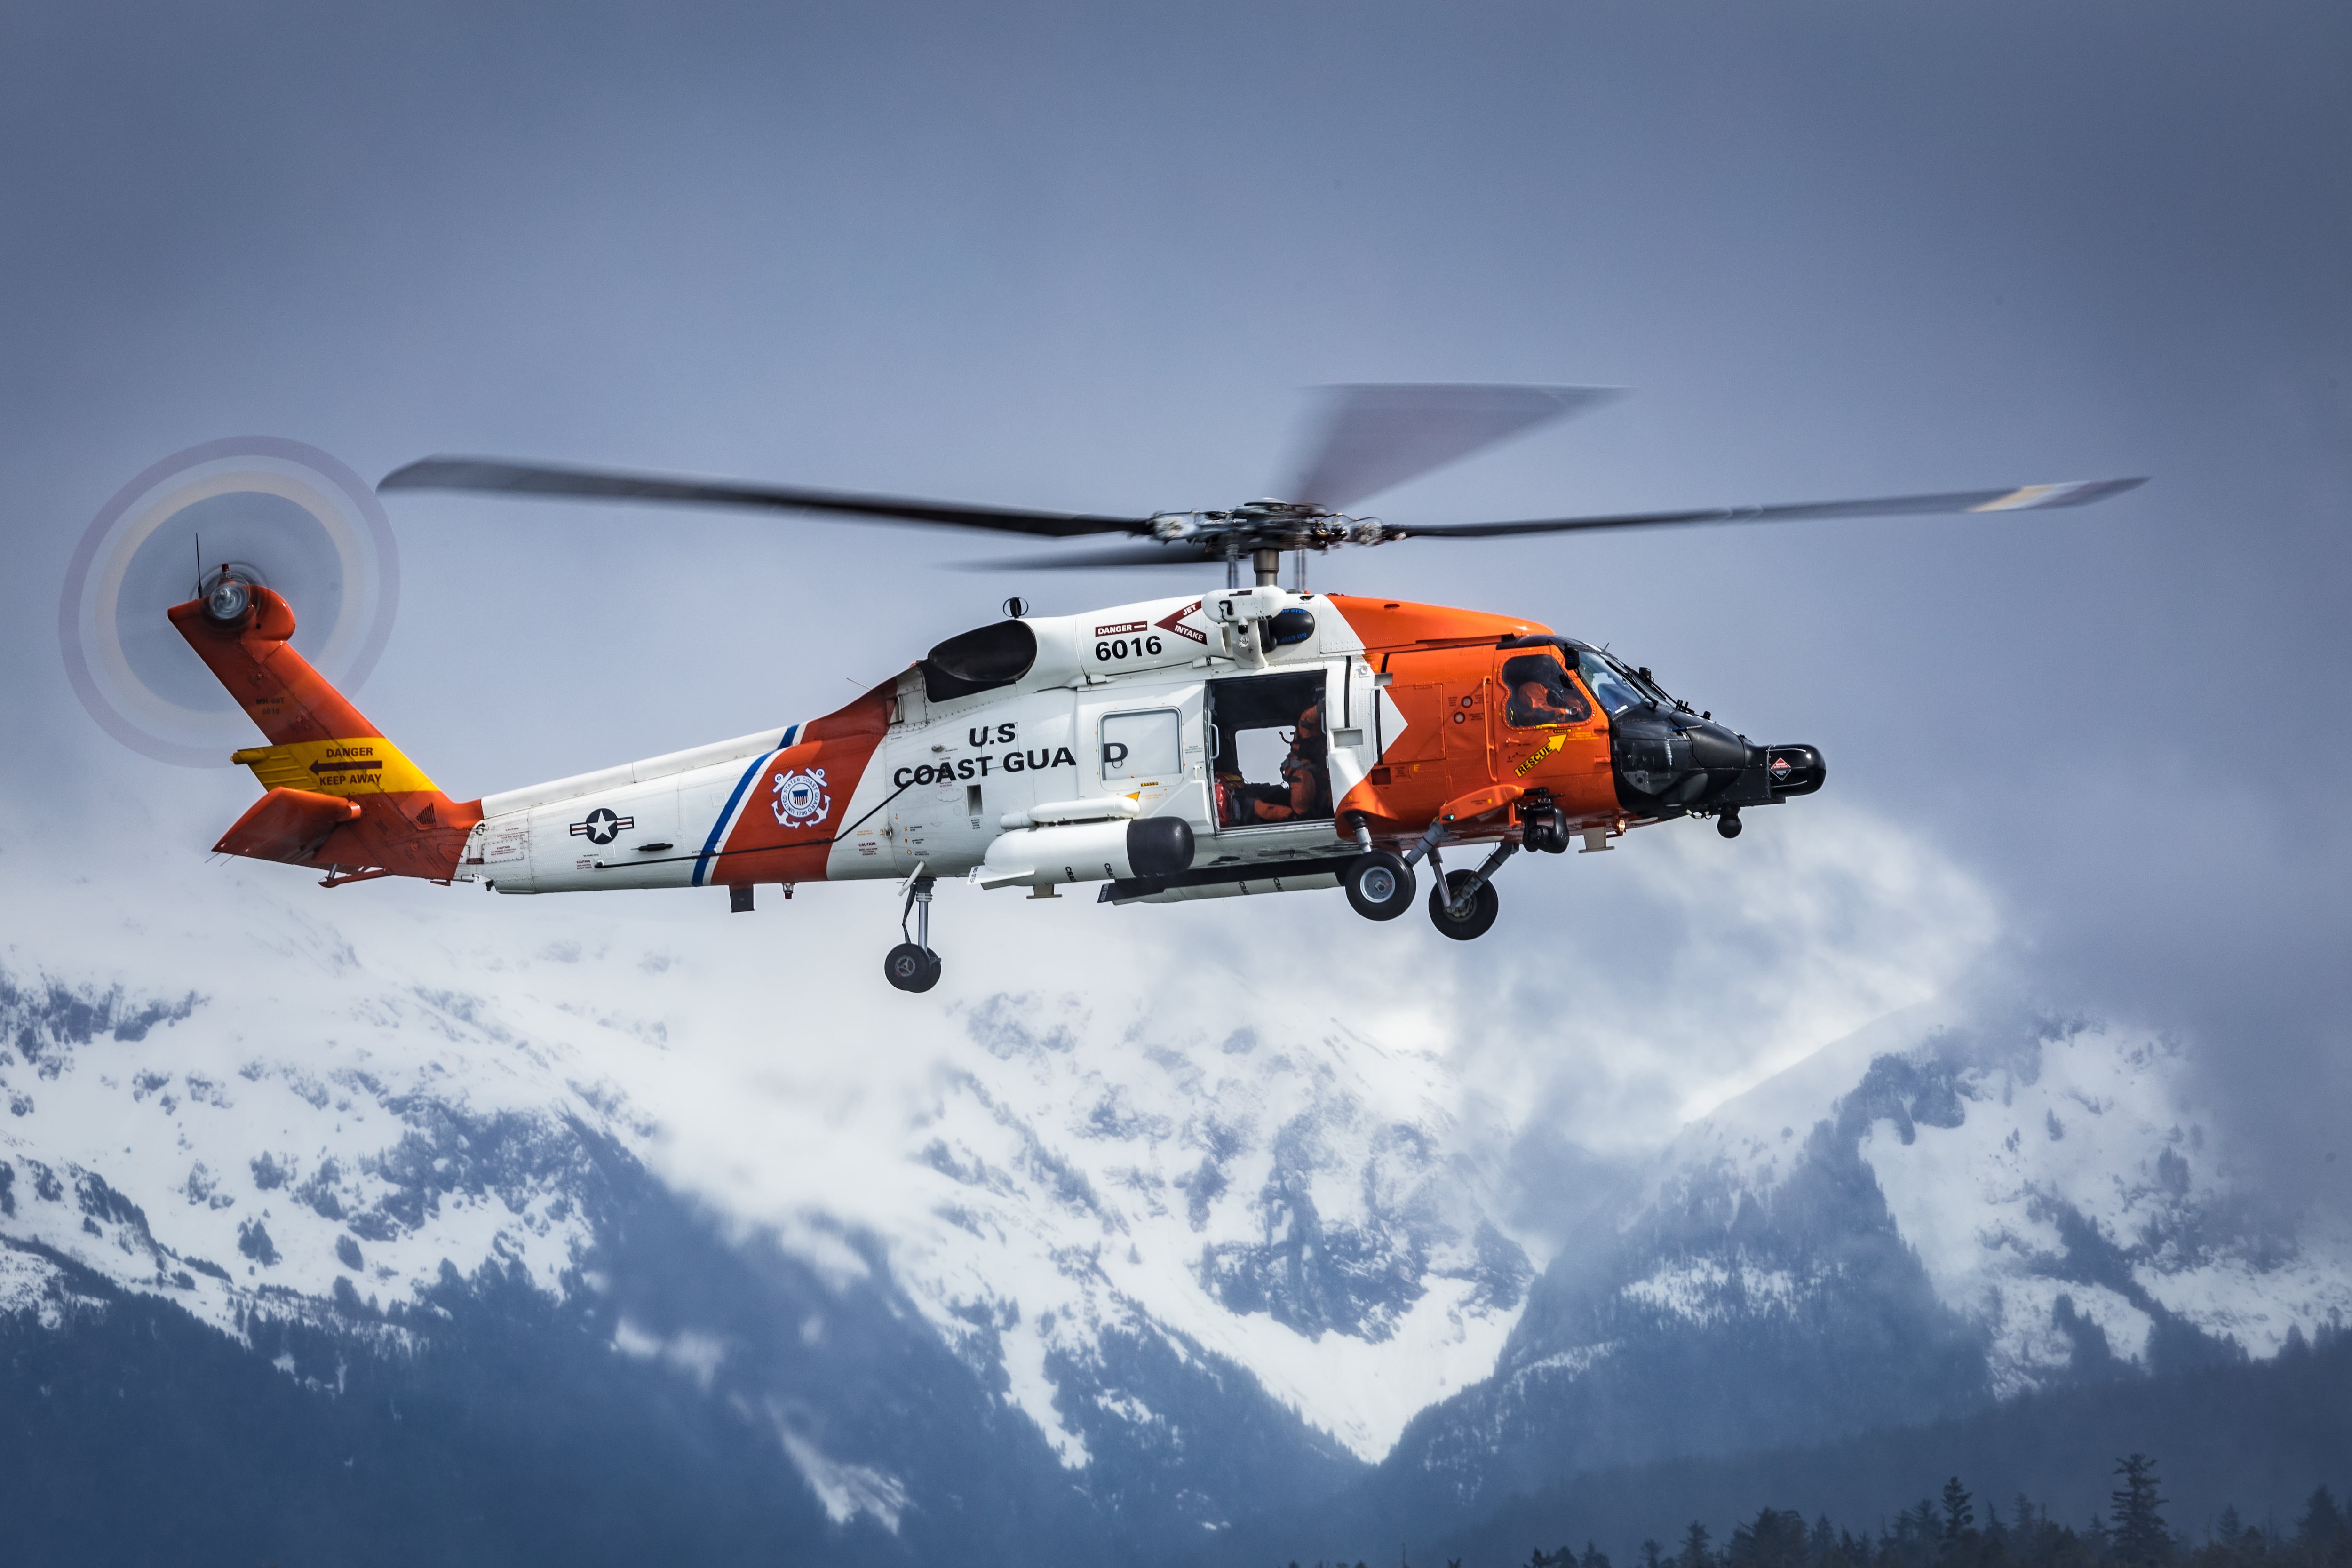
[1512,677,1576,726]
[1241,702,1333,823]
[1504,654,1591,728]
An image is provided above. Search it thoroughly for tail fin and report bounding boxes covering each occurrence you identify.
[170,584,481,882]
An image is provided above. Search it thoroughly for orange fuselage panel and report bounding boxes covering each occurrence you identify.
[701,686,893,886]
[1323,599,1618,836]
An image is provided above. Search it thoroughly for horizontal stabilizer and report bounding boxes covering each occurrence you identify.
[214,788,362,865]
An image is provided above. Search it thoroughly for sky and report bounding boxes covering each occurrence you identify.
[2,0,2346,1229]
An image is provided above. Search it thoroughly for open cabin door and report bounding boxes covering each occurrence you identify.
[1203,668,1331,833]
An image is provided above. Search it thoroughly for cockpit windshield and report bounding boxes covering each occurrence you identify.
[1575,650,1654,716]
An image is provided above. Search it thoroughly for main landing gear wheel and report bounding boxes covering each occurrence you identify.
[884,942,942,993]
[886,866,942,992]
[1343,849,1416,921]
[1428,869,1500,941]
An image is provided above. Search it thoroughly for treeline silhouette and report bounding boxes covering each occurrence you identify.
[1252,1327,2352,1568]
[1287,1458,2351,1568]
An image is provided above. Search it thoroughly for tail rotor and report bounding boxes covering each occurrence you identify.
[60,438,399,766]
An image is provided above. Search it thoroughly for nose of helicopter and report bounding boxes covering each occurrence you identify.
[1762,742,1826,796]
[1608,709,1826,817]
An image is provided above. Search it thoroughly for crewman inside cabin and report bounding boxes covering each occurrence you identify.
[1236,700,1332,823]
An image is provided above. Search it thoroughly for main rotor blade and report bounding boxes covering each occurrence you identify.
[952,541,1225,572]
[1399,477,2146,540]
[378,457,1156,540]
[1283,384,1621,512]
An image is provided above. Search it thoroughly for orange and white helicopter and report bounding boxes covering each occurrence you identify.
[169,386,2140,990]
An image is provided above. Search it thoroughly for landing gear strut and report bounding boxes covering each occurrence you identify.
[884,865,941,993]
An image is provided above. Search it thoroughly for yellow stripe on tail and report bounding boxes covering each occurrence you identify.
[232,738,439,797]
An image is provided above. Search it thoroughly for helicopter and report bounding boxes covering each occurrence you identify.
[167,385,2141,991]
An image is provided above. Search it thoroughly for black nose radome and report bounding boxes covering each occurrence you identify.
[1764,744,1826,797]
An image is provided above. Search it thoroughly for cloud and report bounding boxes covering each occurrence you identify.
[1,1,2345,1248]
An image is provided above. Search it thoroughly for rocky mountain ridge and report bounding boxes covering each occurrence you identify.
[1352,997,2351,1531]
[3,867,2344,1560]
[0,862,1537,1544]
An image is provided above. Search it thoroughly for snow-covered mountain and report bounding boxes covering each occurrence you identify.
[1704,1002,2352,1388]
[4,839,2345,1562]
[0,846,1540,1556]
[1367,996,2352,1523]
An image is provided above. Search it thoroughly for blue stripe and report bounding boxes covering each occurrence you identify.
[693,730,792,887]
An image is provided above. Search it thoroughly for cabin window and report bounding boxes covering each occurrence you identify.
[1501,653,1591,727]
[1101,709,1181,782]
[920,619,1038,703]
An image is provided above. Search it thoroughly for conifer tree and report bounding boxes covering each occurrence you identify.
[2296,1487,2344,1547]
[1902,1499,1941,1558]
[2110,1454,2171,1568]
[1944,1480,1978,1547]
[2090,1513,2114,1554]
[1681,1520,1716,1568]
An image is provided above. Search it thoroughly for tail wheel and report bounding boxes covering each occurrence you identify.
[884,942,942,993]
[1343,849,1416,922]
[1427,870,1500,941]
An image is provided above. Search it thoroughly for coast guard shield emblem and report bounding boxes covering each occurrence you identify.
[771,766,829,828]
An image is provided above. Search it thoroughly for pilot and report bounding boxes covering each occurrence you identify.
[1241,701,1332,823]
[1512,677,1575,725]
[1504,655,1591,727]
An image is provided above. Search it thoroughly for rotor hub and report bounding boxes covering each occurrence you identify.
[199,563,265,625]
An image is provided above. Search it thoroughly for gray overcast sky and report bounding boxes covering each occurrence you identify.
[3,2,2345,1212]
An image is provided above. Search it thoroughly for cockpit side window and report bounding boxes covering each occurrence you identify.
[1502,653,1592,727]
[1575,651,1647,717]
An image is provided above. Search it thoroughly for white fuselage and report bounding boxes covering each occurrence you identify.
[453,587,1405,899]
